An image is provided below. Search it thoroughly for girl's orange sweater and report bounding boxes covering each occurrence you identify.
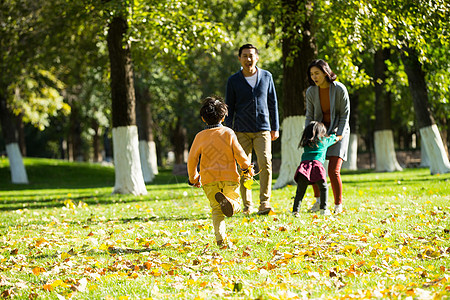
[187,126,251,185]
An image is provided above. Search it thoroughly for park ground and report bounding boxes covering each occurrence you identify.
[0,158,449,299]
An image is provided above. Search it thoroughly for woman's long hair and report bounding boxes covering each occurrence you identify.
[299,121,327,148]
[307,59,337,86]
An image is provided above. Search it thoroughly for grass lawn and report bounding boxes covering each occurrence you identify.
[0,157,449,299]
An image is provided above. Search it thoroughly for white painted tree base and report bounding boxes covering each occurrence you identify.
[274,116,305,189]
[374,130,403,172]
[342,133,358,170]
[6,143,29,184]
[420,138,430,167]
[139,140,158,183]
[420,124,450,174]
[112,126,148,195]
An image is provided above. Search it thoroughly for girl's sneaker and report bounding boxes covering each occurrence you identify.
[307,199,320,213]
[292,212,300,218]
[334,204,343,214]
[320,209,331,216]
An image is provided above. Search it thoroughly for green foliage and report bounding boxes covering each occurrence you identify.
[0,0,45,80]
[0,0,101,132]
[129,0,283,151]
[107,0,231,71]
[8,69,70,130]
[2,0,449,157]
[0,158,449,299]
[307,0,449,146]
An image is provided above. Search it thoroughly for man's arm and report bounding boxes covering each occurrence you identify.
[224,77,236,128]
[267,73,279,136]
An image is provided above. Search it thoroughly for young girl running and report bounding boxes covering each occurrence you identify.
[292,121,342,216]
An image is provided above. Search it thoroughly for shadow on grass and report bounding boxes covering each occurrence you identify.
[0,159,196,211]
[32,246,162,260]
[343,177,438,185]
[0,190,203,211]
[342,168,443,185]
[119,215,209,223]
[0,159,189,191]
[0,214,210,236]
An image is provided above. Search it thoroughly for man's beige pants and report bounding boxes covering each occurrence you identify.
[236,131,272,212]
[202,181,241,243]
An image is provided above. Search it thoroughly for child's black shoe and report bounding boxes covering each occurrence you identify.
[215,192,234,217]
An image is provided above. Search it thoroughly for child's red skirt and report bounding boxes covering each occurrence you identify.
[294,160,326,183]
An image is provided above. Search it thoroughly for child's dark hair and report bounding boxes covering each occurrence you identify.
[200,96,228,125]
[299,121,327,148]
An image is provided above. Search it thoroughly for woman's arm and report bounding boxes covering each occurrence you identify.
[305,87,315,126]
[336,83,350,136]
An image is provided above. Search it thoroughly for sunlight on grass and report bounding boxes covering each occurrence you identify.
[0,158,449,299]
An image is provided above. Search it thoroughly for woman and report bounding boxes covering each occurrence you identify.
[305,59,350,214]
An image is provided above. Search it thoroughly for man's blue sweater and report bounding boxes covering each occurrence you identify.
[225,68,279,132]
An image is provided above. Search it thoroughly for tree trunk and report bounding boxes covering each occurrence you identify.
[439,116,449,156]
[103,127,113,162]
[447,120,450,154]
[275,0,317,189]
[401,47,450,174]
[374,130,403,171]
[69,103,83,161]
[0,92,29,184]
[107,16,147,195]
[136,81,158,183]
[281,0,315,118]
[343,92,359,170]
[172,118,187,165]
[374,48,402,171]
[274,116,305,189]
[374,49,392,131]
[16,113,26,156]
[420,135,430,167]
[59,137,67,160]
[92,120,101,162]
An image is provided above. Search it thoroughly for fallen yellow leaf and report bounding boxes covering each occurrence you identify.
[43,284,53,292]
[32,267,44,275]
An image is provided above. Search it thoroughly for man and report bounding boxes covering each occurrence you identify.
[225,44,280,215]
